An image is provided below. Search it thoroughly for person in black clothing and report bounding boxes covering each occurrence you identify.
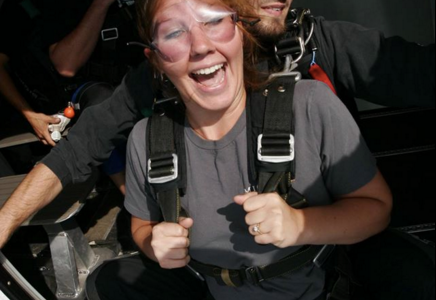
[40,0,144,194]
[0,0,61,146]
[43,0,143,85]
[0,0,434,299]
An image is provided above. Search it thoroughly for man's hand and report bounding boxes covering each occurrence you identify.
[234,192,304,248]
[25,112,60,146]
[151,218,193,269]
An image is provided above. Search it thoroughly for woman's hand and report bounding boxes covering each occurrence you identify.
[151,218,193,269]
[235,171,392,247]
[234,192,304,248]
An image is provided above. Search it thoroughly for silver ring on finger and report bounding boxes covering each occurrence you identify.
[252,223,264,235]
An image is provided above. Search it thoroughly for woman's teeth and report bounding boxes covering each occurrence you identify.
[193,64,224,76]
[191,64,226,88]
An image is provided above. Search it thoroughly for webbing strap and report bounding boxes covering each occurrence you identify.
[148,112,176,161]
[263,77,296,135]
[147,109,186,223]
[257,76,297,193]
[189,245,324,287]
[156,189,181,224]
[100,6,133,65]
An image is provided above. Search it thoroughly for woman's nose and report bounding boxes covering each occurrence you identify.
[189,26,216,58]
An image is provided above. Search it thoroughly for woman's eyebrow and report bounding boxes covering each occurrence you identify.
[155,16,174,24]
[154,17,180,29]
[155,10,187,26]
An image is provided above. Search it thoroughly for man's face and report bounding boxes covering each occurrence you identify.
[250,0,293,42]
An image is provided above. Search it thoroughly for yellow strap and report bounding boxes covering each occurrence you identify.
[221,269,237,288]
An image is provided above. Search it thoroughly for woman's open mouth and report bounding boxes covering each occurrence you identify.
[190,63,226,89]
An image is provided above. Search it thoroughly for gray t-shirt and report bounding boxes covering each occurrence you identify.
[125,80,377,300]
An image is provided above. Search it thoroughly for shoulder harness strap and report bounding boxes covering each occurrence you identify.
[146,98,186,223]
[248,60,308,208]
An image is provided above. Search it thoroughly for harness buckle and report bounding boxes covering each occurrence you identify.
[101,28,119,41]
[244,266,265,285]
[148,154,178,184]
[313,245,336,268]
[258,134,295,164]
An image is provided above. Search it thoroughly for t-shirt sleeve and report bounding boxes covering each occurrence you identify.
[124,119,162,221]
[307,81,377,197]
[41,61,153,186]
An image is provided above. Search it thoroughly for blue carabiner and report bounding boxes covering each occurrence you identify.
[311,51,316,66]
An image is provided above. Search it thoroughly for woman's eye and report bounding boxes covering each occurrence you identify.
[205,18,224,27]
[165,29,185,40]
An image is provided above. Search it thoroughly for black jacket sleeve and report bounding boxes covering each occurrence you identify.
[41,61,154,186]
[314,17,435,108]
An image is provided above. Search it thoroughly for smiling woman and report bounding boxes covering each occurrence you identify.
[150,1,244,108]
[137,0,261,92]
[86,0,392,299]
[137,0,257,140]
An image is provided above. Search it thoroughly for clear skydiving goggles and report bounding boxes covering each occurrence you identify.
[149,1,238,62]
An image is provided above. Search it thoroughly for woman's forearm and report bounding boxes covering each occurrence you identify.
[296,171,392,246]
[297,197,391,246]
[131,218,159,262]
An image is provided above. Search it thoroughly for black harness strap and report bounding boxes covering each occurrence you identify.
[147,101,186,223]
[100,6,133,65]
[251,74,309,209]
[189,245,324,287]
[257,76,296,193]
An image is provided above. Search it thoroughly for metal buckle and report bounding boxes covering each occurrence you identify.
[101,28,119,41]
[270,54,302,81]
[313,245,336,268]
[244,266,265,285]
[147,154,178,184]
[257,134,295,164]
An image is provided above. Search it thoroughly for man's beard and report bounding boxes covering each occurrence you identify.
[250,0,290,44]
[250,16,287,45]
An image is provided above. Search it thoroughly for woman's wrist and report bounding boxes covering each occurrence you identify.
[285,207,309,247]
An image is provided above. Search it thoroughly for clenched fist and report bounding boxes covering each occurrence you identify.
[234,192,304,248]
[151,218,193,269]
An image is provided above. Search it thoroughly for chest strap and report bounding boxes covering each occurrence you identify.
[189,245,332,287]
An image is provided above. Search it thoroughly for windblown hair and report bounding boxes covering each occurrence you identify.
[135,0,264,91]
